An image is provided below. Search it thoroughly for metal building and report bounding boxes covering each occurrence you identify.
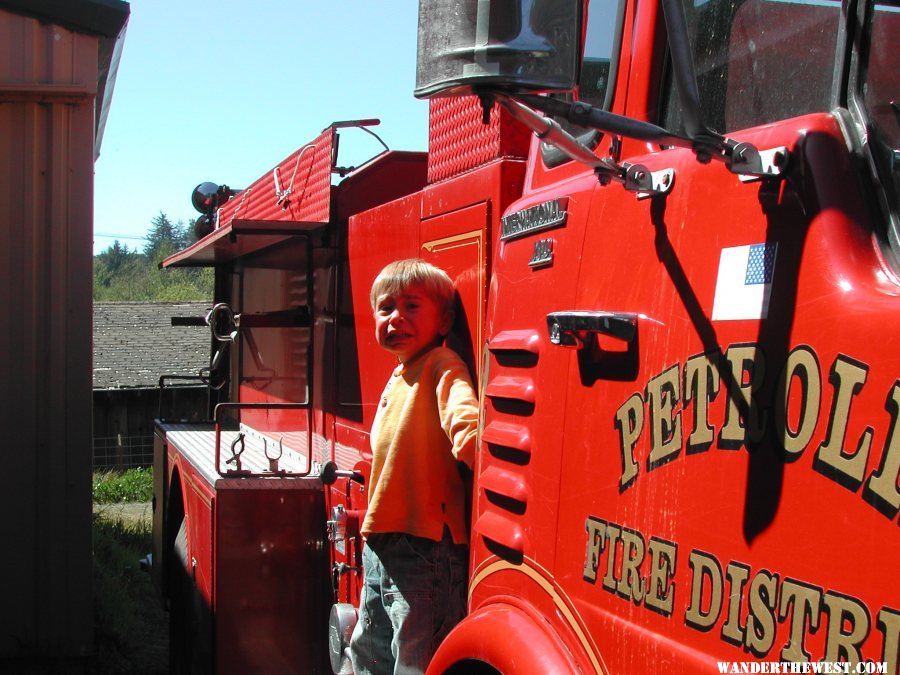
[0,0,129,665]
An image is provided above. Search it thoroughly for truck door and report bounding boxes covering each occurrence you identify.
[554,0,900,671]
[420,201,488,379]
[474,172,599,572]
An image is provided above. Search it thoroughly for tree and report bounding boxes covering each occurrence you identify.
[99,240,130,275]
[143,212,189,260]
[94,240,140,290]
[94,213,213,301]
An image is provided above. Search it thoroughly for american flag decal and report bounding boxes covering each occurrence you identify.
[712,242,779,321]
[744,243,777,285]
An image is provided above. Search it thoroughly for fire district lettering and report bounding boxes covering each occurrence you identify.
[613,344,900,522]
[582,518,900,673]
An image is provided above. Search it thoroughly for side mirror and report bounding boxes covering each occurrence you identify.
[414,0,582,99]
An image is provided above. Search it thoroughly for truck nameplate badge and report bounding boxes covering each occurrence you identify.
[501,197,568,241]
[528,238,554,267]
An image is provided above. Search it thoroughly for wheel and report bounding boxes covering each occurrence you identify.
[168,519,212,675]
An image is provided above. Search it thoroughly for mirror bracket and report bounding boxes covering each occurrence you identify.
[621,163,676,198]
[733,144,791,182]
[513,92,788,181]
[497,94,675,198]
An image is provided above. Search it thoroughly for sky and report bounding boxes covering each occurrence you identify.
[93,0,429,255]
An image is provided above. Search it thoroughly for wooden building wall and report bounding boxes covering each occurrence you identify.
[93,387,210,469]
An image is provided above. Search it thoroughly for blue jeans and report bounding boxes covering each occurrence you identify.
[349,530,468,675]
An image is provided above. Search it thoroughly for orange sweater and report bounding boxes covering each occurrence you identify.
[361,347,478,544]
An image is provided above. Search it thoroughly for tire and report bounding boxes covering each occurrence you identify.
[168,519,212,675]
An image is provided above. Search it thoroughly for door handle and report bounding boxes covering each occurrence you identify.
[546,311,637,349]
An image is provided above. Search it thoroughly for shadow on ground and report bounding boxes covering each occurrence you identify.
[92,502,168,675]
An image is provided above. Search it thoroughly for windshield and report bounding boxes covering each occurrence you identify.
[543,0,626,165]
[662,0,842,134]
[857,1,900,265]
[581,0,626,109]
[660,0,900,265]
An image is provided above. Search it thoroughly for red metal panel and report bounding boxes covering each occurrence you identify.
[427,96,530,183]
[163,131,335,269]
[164,150,427,268]
[420,201,490,383]
[218,129,335,229]
[330,157,529,609]
[335,150,427,222]
[470,171,599,585]
[215,481,331,674]
[421,152,527,220]
[464,100,900,672]
[346,192,423,432]
[183,466,216,607]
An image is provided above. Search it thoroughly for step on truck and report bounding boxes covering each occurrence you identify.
[153,0,900,673]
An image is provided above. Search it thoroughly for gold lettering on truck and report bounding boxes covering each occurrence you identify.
[612,342,900,523]
[581,520,900,671]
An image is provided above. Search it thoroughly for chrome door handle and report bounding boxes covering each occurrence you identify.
[546,311,637,349]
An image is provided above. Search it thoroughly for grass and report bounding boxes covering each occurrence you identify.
[91,468,168,675]
[93,467,153,504]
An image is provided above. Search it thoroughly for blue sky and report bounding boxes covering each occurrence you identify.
[94,1,429,254]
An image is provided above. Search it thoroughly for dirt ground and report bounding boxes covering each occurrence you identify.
[92,501,153,527]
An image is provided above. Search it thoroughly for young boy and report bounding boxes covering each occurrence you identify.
[349,259,479,675]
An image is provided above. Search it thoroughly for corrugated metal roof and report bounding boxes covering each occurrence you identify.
[93,301,210,389]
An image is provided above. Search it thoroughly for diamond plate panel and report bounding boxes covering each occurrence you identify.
[428,96,531,183]
[217,129,334,228]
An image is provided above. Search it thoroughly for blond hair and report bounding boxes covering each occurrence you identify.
[370,259,455,315]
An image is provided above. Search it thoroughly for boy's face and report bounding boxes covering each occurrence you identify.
[373,283,452,363]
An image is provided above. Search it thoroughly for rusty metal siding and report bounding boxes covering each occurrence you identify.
[0,11,97,659]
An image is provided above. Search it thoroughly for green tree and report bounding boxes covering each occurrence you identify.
[94,240,141,291]
[143,212,190,260]
[101,240,130,274]
[93,214,213,301]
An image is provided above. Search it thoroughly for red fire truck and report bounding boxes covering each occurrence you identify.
[153,0,900,673]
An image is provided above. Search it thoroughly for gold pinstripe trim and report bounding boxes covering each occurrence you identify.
[422,228,485,374]
[469,556,607,675]
[166,446,214,508]
[177,459,214,508]
[421,229,484,252]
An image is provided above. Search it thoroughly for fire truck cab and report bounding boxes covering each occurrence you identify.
[418,0,900,673]
[154,0,899,673]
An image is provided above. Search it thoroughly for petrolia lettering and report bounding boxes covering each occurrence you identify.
[613,344,900,522]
